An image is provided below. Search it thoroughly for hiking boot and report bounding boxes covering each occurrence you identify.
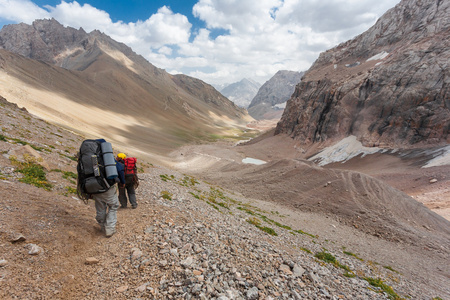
[119,205,127,209]
[96,223,105,233]
[105,228,116,238]
[132,205,137,209]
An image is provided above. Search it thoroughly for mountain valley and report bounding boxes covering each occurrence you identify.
[0,0,449,298]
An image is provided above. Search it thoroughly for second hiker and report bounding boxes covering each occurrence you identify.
[116,152,139,209]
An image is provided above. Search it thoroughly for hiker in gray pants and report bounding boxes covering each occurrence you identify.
[92,153,125,237]
[93,186,120,237]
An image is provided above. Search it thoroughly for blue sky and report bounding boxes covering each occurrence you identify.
[0,0,401,86]
[20,0,199,23]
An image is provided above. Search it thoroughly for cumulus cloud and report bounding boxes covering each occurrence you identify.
[46,1,112,31]
[0,0,50,23]
[0,0,400,86]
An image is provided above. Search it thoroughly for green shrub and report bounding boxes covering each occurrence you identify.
[315,251,338,264]
[0,134,6,141]
[260,226,277,236]
[17,162,53,191]
[363,277,402,300]
[160,190,173,200]
[315,250,350,271]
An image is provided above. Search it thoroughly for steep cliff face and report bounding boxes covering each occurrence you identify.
[248,70,304,120]
[275,0,449,148]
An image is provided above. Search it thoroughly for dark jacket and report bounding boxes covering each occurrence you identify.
[116,160,126,185]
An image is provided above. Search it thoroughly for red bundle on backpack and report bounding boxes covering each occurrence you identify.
[124,157,137,175]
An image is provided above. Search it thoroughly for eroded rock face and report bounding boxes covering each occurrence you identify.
[248,70,304,120]
[0,18,88,66]
[275,0,449,148]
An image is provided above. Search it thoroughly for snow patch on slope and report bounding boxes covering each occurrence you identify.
[308,136,383,166]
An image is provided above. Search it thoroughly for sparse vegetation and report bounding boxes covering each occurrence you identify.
[0,134,7,141]
[52,169,77,184]
[237,206,256,215]
[59,153,77,161]
[300,247,312,254]
[189,192,200,199]
[363,277,402,300]
[383,265,400,274]
[11,157,53,191]
[315,250,351,272]
[63,186,77,196]
[9,137,27,145]
[206,201,220,211]
[180,175,199,187]
[160,174,174,182]
[343,272,356,278]
[343,250,364,261]
[315,250,338,264]
[294,229,317,238]
[246,217,278,236]
[160,190,173,200]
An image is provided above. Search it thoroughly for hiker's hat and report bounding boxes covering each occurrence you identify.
[117,153,126,159]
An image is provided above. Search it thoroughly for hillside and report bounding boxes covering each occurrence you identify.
[0,19,252,161]
[1,88,449,298]
[275,0,449,149]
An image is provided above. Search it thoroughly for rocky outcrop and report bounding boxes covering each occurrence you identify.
[275,0,449,148]
[248,70,304,120]
[0,18,88,66]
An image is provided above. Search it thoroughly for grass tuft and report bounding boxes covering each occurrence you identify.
[246,217,278,236]
[343,250,364,261]
[300,247,312,254]
[315,250,351,272]
[363,277,402,300]
[160,190,173,200]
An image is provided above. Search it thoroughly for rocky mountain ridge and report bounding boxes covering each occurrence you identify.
[248,70,304,120]
[275,0,449,149]
[220,78,261,108]
[0,19,251,158]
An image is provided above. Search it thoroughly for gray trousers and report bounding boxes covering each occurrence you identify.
[93,186,119,231]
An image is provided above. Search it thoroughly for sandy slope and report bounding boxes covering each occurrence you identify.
[167,140,450,297]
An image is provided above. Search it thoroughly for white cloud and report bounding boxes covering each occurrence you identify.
[46,1,111,31]
[0,0,50,23]
[0,0,400,86]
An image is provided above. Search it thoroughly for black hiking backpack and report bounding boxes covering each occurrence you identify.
[76,139,118,202]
